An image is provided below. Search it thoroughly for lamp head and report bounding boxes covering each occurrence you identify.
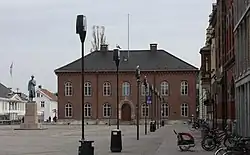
[76,15,87,34]
[135,65,140,78]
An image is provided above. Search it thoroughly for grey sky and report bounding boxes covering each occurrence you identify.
[0,0,214,93]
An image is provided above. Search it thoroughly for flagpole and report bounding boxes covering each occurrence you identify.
[127,13,130,59]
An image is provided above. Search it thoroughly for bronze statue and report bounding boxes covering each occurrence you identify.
[28,75,36,101]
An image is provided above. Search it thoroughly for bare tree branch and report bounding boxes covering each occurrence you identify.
[90,25,107,52]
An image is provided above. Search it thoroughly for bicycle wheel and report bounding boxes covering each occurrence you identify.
[223,135,235,147]
[214,147,227,155]
[201,136,217,151]
[222,150,243,155]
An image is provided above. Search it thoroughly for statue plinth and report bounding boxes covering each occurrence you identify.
[16,101,46,130]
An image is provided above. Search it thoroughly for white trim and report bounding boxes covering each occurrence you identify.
[0,97,10,101]
[36,89,52,100]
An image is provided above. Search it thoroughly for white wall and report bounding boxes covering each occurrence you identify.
[34,91,58,121]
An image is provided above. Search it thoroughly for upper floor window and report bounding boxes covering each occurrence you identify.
[37,92,40,97]
[84,103,91,117]
[181,81,188,95]
[122,82,130,96]
[103,82,111,96]
[84,82,92,96]
[103,103,112,117]
[65,82,73,96]
[141,103,149,117]
[161,103,169,117]
[141,83,149,96]
[181,103,188,117]
[41,101,45,108]
[65,103,73,118]
[160,81,169,96]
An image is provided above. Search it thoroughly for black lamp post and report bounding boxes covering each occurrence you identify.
[143,76,148,135]
[157,91,160,129]
[159,96,162,127]
[110,48,122,152]
[135,65,140,140]
[76,15,94,155]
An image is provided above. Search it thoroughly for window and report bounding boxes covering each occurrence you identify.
[84,103,91,117]
[181,103,188,117]
[65,103,73,118]
[122,82,130,96]
[37,93,40,97]
[103,103,111,117]
[141,103,149,117]
[103,82,111,96]
[41,101,45,108]
[65,82,73,96]
[181,81,188,95]
[161,103,169,117]
[160,81,169,96]
[84,82,92,96]
[141,84,149,96]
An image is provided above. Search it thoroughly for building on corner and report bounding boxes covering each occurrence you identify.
[54,44,198,124]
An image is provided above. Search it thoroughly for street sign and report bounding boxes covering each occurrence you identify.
[147,96,152,104]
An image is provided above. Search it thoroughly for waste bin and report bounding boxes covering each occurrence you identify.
[78,140,94,155]
[150,121,156,132]
[161,120,165,127]
[110,129,122,152]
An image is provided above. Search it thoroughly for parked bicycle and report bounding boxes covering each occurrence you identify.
[201,125,235,151]
[188,119,209,131]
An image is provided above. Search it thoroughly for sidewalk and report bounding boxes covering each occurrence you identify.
[153,125,214,155]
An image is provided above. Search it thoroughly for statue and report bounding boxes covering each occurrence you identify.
[28,75,36,101]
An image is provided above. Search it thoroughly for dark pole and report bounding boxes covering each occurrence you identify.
[116,64,119,129]
[157,92,160,129]
[77,15,95,155]
[144,76,148,135]
[159,97,162,127]
[136,65,140,140]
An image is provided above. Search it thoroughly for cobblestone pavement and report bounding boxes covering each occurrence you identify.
[0,124,215,155]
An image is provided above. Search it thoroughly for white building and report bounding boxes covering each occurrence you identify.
[0,83,27,120]
[34,86,57,121]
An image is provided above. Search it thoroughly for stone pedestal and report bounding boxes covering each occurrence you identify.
[16,101,45,130]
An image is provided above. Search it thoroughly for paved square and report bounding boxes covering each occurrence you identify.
[0,124,214,155]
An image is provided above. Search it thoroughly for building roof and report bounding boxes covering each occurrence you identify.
[55,48,198,73]
[40,89,57,101]
[0,83,12,98]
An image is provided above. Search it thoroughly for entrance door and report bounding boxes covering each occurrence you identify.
[121,103,131,121]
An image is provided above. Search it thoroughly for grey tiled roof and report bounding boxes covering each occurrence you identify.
[55,50,198,73]
[0,83,12,98]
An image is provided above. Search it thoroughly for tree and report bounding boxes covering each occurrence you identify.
[90,25,107,52]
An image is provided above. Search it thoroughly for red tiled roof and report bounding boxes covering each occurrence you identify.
[40,89,57,101]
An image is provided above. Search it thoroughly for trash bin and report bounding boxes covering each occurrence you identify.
[150,121,154,132]
[110,129,122,152]
[153,121,156,131]
[161,120,165,127]
[78,140,94,155]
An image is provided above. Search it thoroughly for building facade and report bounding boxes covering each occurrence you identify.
[234,0,250,136]
[0,83,27,121]
[55,44,198,124]
[34,85,58,122]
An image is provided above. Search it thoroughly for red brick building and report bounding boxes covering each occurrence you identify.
[54,44,198,124]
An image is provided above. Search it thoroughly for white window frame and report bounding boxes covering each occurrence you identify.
[141,103,149,117]
[181,103,188,117]
[141,84,149,96]
[84,103,91,117]
[84,82,92,96]
[122,82,130,96]
[65,82,73,96]
[103,103,112,117]
[65,103,73,118]
[103,82,111,96]
[161,103,169,117]
[160,81,169,96]
[41,101,45,108]
[181,81,188,95]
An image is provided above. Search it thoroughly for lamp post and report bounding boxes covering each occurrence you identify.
[110,48,122,152]
[159,96,162,127]
[135,65,140,140]
[143,76,148,135]
[76,15,94,155]
[157,91,160,129]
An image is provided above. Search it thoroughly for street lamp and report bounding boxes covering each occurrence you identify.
[157,91,160,129]
[159,96,162,127]
[135,65,140,140]
[143,76,148,135]
[76,15,94,155]
[110,48,122,152]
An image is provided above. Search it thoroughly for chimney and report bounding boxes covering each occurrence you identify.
[100,44,108,51]
[150,43,157,51]
[38,85,42,89]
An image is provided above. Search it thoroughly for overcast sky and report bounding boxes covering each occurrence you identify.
[0,0,215,93]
